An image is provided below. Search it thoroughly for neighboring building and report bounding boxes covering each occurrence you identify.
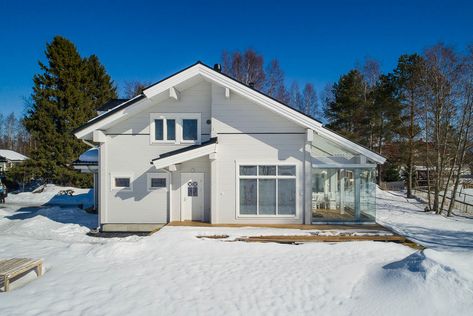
[0,149,28,173]
[74,62,385,232]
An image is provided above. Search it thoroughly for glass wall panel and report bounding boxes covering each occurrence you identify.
[359,169,377,221]
[312,167,376,222]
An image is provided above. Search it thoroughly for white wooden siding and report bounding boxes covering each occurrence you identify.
[211,83,305,134]
[215,133,306,224]
[107,80,211,136]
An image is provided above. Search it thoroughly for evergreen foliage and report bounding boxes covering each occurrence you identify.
[324,70,370,145]
[23,36,116,187]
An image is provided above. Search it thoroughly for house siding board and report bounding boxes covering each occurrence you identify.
[215,133,305,224]
[211,83,305,134]
[106,81,211,135]
[102,80,212,224]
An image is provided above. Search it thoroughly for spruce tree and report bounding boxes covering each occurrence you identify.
[24,36,117,187]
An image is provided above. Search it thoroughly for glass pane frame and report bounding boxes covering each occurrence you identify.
[147,173,169,192]
[149,113,201,144]
[238,163,297,217]
[182,119,198,141]
[311,167,376,223]
[111,174,133,191]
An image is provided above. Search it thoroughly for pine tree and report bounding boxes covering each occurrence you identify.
[23,36,117,186]
[391,54,425,197]
[324,70,370,145]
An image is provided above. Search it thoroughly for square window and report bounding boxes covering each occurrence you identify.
[238,164,296,217]
[182,119,198,140]
[151,178,166,188]
[154,119,164,140]
[114,178,130,188]
[167,119,176,141]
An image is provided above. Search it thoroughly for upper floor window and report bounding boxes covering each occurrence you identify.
[150,113,201,144]
[182,119,198,141]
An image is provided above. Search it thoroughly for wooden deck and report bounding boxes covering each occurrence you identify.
[169,221,423,249]
[168,221,385,231]
[236,235,406,244]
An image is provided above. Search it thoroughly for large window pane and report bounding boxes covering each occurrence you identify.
[259,165,276,176]
[183,119,198,140]
[278,166,296,176]
[154,119,164,140]
[167,119,176,140]
[259,179,276,214]
[240,165,257,176]
[240,179,257,214]
[278,179,296,215]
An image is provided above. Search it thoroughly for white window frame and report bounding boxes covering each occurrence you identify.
[110,173,133,191]
[147,173,169,192]
[236,162,298,218]
[149,113,201,145]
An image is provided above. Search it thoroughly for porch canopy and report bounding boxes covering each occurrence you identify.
[311,133,378,223]
[151,137,217,170]
[73,147,99,211]
[73,148,98,174]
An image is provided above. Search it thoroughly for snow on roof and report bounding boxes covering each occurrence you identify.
[0,149,28,161]
[78,148,98,162]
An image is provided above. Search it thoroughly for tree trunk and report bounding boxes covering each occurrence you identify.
[407,96,415,198]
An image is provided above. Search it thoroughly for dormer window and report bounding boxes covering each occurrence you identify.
[150,113,201,144]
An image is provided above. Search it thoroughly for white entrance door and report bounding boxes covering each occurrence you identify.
[181,173,204,221]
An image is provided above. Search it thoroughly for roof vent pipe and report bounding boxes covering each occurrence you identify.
[248,82,255,88]
[213,64,222,72]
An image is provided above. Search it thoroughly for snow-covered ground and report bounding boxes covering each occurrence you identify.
[0,190,472,315]
[6,184,93,208]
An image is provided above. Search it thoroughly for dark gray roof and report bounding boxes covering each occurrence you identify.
[97,99,129,112]
[72,159,98,166]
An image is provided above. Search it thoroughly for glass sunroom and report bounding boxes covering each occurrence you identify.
[311,133,377,223]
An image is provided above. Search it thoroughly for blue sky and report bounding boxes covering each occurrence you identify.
[1,0,472,116]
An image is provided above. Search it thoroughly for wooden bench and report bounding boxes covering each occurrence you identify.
[0,258,42,292]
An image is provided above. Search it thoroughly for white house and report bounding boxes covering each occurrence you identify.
[74,62,385,232]
[0,149,28,173]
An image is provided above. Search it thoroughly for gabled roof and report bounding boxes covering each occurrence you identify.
[97,99,129,112]
[74,62,385,164]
